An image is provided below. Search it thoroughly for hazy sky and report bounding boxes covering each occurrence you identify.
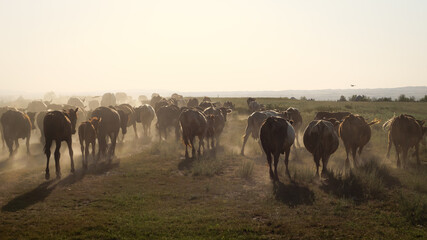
[1,0,426,93]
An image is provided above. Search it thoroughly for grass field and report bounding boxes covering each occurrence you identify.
[0,98,426,239]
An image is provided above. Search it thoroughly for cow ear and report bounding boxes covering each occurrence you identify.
[75,108,79,113]
[289,120,294,125]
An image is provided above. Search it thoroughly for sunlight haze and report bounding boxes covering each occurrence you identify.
[0,0,426,93]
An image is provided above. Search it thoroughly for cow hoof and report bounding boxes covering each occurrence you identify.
[45,173,50,180]
[56,174,61,180]
[70,168,75,174]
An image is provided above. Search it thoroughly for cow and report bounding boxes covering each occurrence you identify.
[101,93,116,107]
[88,99,100,111]
[241,110,282,156]
[223,101,235,110]
[67,97,85,109]
[338,114,380,167]
[0,109,32,156]
[134,104,155,137]
[303,120,339,177]
[187,98,199,108]
[91,107,121,162]
[78,117,101,169]
[247,97,256,106]
[282,107,303,147]
[203,106,232,146]
[260,117,295,181]
[387,114,424,168]
[199,101,213,110]
[179,109,208,159]
[27,100,47,112]
[248,101,265,113]
[116,104,138,139]
[205,114,216,149]
[150,94,163,108]
[36,111,48,144]
[156,105,181,141]
[202,96,211,102]
[43,108,78,179]
[314,111,351,121]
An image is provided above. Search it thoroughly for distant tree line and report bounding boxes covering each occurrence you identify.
[337,94,427,102]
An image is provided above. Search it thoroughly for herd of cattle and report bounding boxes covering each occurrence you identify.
[0,93,426,181]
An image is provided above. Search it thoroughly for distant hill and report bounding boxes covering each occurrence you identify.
[0,86,426,102]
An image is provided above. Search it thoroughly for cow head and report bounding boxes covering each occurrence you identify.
[219,107,232,122]
[65,108,79,134]
[324,118,341,133]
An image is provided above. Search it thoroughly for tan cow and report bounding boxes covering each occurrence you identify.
[387,114,424,168]
[303,120,339,177]
[338,114,380,167]
[116,103,138,139]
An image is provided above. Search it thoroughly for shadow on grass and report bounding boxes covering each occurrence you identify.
[273,181,315,207]
[1,161,119,212]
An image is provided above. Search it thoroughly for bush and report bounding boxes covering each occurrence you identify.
[396,94,415,102]
[192,158,225,177]
[338,95,347,102]
[237,159,254,180]
[398,193,427,226]
[419,95,427,102]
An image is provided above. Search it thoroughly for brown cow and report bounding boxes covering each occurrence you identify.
[116,103,138,139]
[260,117,295,181]
[187,98,199,108]
[203,106,231,146]
[315,111,351,121]
[134,104,156,137]
[91,107,121,162]
[303,120,339,177]
[1,109,32,156]
[387,114,424,168]
[156,105,181,141]
[78,117,101,169]
[338,114,379,167]
[282,107,303,147]
[43,108,78,179]
[179,109,208,159]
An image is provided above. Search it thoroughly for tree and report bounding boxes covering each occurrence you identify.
[338,95,347,101]
[419,95,427,102]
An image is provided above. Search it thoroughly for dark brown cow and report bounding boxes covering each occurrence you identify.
[282,107,303,147]
[150,95,163,108]
[223,101,235,110]
[116,104,138,139]
[179,109,208,159]
[78,117,101,169]
[134,104,156,137]
[387,114,424,168]
[187,98,199,108]
[156,105,180,141]
[91,107,121,162]
[260,117,295,181]
[203,107,231,146]
[338,114,379,167]
[1,109,32,156]
[199,101,213,109]
[0,107,17,148]
[205,114,216,149]
[43,108,78,179]
[315,111,351,121]
[202,96,211,102]
[303,120,339,177]
[36,111,48,144]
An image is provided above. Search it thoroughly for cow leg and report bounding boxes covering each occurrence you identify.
[266,152,274,180]
[240,128,251,156]
[54,140,61,179]
[67,139,75,174]
[84,141,90,169]
[394,143,401,168]
[6,138,13,157]
[26,134,31,155]
[185,143,189,159]
[321,155,330,178]
[133,123,138,139]
[351,145,358,167]
[198,136,204,158]
[402,147,409,169]
[14,139,19,153]
[190,137,196,159]
[44,139,52,180]
[80,141,85,169]
[344,144,350,169]
[415,143,420,165]
[386,133,392,158]
[314,153,320,177]
[273,152,280,181]
[284,147,291,180]
[92,141,96,165]
[110,132,117,162]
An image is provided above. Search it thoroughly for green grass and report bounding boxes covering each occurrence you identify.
[0,98,426,239]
